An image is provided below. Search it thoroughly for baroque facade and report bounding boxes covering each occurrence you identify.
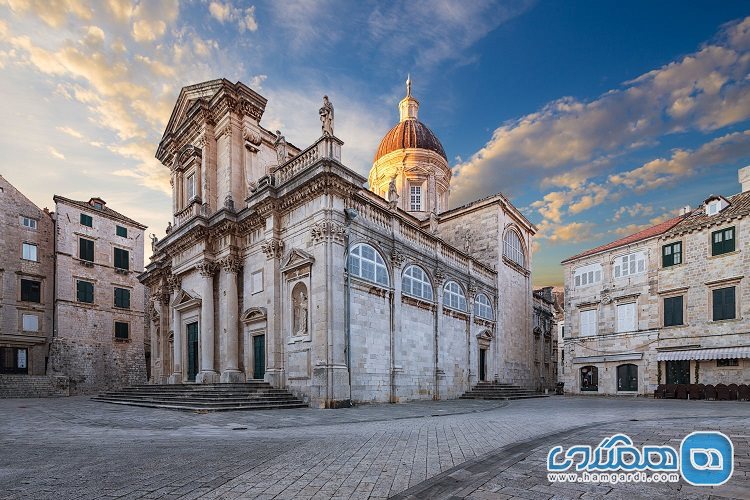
[141,78,536,408]
[561,166,750,395]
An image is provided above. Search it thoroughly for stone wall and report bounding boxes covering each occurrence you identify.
[51,199,146,394]
[0,375,69,398]
[0,175,55,378]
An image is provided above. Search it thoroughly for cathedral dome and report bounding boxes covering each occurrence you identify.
[373,119,447,162]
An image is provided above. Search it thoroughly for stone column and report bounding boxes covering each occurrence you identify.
[196,261,219,384]
[220,256,244,383]
[467,281,477,389]
[434,268,445,400]
[167,275,182,384]
[390,250,405,403]
[149,300,159,384]
[261,237,284,387]
[158,291,170,383]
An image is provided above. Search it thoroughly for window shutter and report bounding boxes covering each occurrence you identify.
[724,287,735,320]
[713,289,723,320]
[665,298,673,326]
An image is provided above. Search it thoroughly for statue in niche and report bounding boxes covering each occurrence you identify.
[274,130,288,165]
[319,95,334,136]
[292,282,309,336]
[387,176,399,210]
[149,233,158,253]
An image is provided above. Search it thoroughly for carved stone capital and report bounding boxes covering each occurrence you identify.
[166,274,182,292]
[216,122,232,139]
[261,238,284,260]
[434,268,446,286]
[220,256,243,274]
[310,219,347,244]
[196,260,217,277]
[391,250,406,269]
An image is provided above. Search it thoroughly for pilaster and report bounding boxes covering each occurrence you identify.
[220,256,244,383]
[196,261,219,384]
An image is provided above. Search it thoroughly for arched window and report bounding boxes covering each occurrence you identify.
[402,265,433,301]
[580,365,598,392]
[348,243,389,286]
[443,281,467,311]
[503,229,525,268]
[617,364,638,391]
[474,293,493,320]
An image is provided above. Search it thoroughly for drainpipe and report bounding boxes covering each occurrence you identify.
[343,208,358,403]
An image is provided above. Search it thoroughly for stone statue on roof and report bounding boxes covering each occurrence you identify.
[319,95,334,136]
[274,130,288,166]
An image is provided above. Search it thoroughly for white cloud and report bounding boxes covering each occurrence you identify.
[451,17,750,206]
[56,126,83,139]
[208,1,258,32]
[48,146,65,159]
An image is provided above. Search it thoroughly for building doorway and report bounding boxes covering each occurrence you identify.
[479,348,487,381]
[617,363,638,391]
[187,322,199,382]
[666,360,689,384]
[253,335,266,380]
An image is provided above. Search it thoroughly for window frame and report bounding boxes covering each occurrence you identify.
[579,308,597,337]
[409,184,422,211]
[76,280,95,304]
[617,363,638,392]
[116,225,128,238]
[443,280,467,312]
[712,286,736,321]
[663,295,684,327]
[616,302,637,333]
[347,243,389,286]
[22,242,38,262]
[474,293,493,320]
[21,313,39,332]
[711,226,735,256]
[114,287,131,309]
[662,241,682,268]
[80,213,93,227]
[503,229,525,268]
[113,247,130,271]
[717,358,739,367]
[114,321,130,340]
[573,263,602,288]
[580,365,598,391]
[613,251,646,279]
[401,265,433,301]
[186,172,196,201]
[20,279,41,303]
[79,237,94,262]
[20,216,37,230]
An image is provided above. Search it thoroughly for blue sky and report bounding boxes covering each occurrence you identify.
[1,1,749,285]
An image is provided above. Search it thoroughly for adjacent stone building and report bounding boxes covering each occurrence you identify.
[49,196,147,394]
[532,287,558,391]
[141,78,537,408]
[0,176,55,390]
[561,166,750,395]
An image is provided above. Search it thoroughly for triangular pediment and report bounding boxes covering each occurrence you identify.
[281,248,315,272]
[170,289,201,310]
[476,329,494,341]
[241,307,267,324]
[162,79,226,140]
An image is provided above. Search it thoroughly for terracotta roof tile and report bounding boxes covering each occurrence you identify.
[374,119,446,162]
[561,215,685,263]
[665,190,750,236]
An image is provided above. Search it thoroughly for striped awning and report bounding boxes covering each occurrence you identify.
[656,347,750,361]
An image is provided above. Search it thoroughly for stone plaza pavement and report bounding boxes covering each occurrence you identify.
[1,396,749,499]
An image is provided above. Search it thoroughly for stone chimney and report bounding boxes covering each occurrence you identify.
[740,166,750,193]
[679,205,691,216]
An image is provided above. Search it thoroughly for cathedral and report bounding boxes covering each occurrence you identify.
[141,78,536,407]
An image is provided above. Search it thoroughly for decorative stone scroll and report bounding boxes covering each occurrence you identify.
[310,220,347,244]
[242,126,262,146]
[261,238,284,260]
[434,268,446,286]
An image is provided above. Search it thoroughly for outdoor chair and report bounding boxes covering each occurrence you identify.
[688,384,704,400]
[664,384,677,399]
[675,384,688,399]
[653,384,665,399]
[716,384,730,401]
[704,384,717,401]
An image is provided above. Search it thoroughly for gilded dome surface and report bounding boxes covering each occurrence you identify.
[374,119,447,162]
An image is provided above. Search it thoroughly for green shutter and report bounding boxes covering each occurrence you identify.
[713,289,723,320]
[114,248,129,270]
[724,287,735,320]
[662,245,669,267]
[116,225,127,238]
[80,214,92,227]
[79,238,93,262]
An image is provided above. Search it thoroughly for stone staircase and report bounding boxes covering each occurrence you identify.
[92,381,308,412]
[459,381,549,401]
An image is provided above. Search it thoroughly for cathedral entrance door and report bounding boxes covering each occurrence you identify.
[479,348,487,382]
[253,335,266,380]
[187,322,199,382]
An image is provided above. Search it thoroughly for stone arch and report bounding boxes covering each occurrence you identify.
[348,241,390,286]
[503,224,527,268]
